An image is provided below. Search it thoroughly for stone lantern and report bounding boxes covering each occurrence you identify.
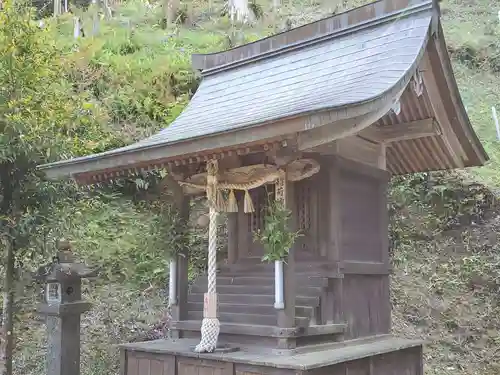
[34,239,98,375]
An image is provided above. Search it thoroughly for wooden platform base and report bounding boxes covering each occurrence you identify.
[120,336,423,375]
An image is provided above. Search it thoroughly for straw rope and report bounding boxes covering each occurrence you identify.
[178,159,320,213]
[179,170,280,192]
[194,160,220,353]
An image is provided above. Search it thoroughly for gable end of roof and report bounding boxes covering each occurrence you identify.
[192,0,437,74]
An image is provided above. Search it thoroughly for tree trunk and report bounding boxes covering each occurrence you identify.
[165,0,180,25]
[53,0,62,16]
[1,293,6,327]
[1,237,15,375]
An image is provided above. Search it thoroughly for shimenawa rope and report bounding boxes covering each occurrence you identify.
[194,160,220,353]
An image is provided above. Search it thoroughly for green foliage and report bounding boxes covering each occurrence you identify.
[0,1,116,162]
[389,171,498,296]
[54,193,175,286]
[388,170,500,374]
[253,198,301,262]
[0,0,119,249]
[43,5,229,142]
[390,172,493,232]
[248,0,264,20]
[0,0,113,288]
[439,0,500,189]
[144,202,188,259]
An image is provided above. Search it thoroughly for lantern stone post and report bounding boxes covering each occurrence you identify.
[34,240,97,375]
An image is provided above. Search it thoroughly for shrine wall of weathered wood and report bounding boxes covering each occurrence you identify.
[228,154,389,264]
[173,153,392,345]
[122,343,423,375]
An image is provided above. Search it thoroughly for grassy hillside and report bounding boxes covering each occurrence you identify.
[390,173,500,375]
[442,0,500,186]
[9,0,500,374]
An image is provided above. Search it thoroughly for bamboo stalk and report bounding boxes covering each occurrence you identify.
[492,106,500,140]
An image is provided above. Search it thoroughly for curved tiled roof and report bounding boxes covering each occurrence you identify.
[38,0,487,181]
[141,11,431,146]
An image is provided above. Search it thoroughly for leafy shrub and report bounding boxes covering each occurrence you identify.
[254,198,301,262]
[52,193,168,286]
[390,172,493,232]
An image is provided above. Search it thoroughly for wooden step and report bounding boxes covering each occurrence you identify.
[187,302,313,317]
[218,272,342,279]
[171,320,282,337]
[218,269,342,278]
[232,257,322,266]
[234,256,263,265]
[190,284,323,295]
[187,293,320,306]
[186,311,309,326]
[196,275,328,288]
[171,320,347,337]
[219,262,340,274]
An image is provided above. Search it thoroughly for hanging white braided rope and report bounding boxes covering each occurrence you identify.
[194,160,220,353]
[178,159,321,213]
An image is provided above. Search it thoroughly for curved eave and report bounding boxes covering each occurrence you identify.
[433,23,488,166]
[39,8,434,182]
[367,22,488,175]
[39,82,414,183]
[385,26,489,175]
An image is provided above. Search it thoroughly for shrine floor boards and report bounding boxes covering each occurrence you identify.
[120,335,423,375]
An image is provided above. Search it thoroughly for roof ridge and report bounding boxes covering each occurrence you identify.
[192,0,435,75]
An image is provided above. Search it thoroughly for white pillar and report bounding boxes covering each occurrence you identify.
[168,258,177,306]
[274,175,286,310]
[274,260,284,309]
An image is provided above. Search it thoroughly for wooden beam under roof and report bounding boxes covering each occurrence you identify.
[359,118,442,144]
[307,136,385,170]
[337,136,384,170]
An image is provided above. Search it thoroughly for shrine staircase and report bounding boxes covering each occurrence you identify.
[172,257,347,347]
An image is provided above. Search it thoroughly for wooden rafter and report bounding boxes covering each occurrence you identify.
[420,51,466,167]
[359,118,442,144]
[73,139,288,185]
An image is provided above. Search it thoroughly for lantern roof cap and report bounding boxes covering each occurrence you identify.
[34,240,98,282]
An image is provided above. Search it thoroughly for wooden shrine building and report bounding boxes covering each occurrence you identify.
[39,0,488,374]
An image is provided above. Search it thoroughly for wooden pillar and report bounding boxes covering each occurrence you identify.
[171,195,190,326]
[165,175,190,334]
[277,178,296,349]
[318,159,330,259]
[237,192,248,259]
[227,212,238,264]
[328,156,342,262]
[328,156,344,327]
[379,173,391,333]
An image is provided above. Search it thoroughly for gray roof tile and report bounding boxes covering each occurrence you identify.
[140,11,432,147]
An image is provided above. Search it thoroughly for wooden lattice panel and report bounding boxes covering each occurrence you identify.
[296,181,311,231]
[295,178,319,256]
[248,186,274,233]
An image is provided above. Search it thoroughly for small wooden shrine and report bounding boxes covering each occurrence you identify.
[39,0,488,374]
